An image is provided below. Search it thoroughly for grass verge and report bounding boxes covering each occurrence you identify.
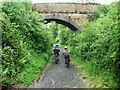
[71,57,117,88]
[14,49,53,88]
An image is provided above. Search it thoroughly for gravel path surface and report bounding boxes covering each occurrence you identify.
[29,49,85,88]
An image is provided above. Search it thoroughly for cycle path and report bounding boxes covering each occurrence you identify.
[29,49,86,88]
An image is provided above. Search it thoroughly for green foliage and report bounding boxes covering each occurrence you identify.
[48,22,72,45]
[2,1,53,88]
[60,2,119,88]
[50,22,59,39]
[16,50,48,85]
[88,4,110,21]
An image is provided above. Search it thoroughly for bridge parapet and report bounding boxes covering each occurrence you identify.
[33,3,99,14]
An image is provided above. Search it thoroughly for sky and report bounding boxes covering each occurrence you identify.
[0,0,117,4]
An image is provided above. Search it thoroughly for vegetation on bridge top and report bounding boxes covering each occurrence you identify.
[34,2,100,5]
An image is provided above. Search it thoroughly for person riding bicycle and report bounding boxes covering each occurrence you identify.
[53,44,60,63]
[62,46,71,64]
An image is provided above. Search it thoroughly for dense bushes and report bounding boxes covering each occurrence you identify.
[68,2,119,87]
[1,1,53,87]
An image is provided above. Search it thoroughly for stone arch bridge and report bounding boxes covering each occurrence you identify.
[32,3,99,31]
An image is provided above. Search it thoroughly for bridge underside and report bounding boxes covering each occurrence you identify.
[33,3,99,31]
[44,15,81,31]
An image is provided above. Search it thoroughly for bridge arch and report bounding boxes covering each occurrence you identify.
[44,15,81,31]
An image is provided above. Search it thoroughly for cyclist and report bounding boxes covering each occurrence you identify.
[62,46,71,66]
[53,44,60,64]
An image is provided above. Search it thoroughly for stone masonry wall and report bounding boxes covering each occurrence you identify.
[33,3,99,13]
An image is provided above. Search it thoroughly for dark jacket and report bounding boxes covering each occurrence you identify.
[53,48,60,56]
